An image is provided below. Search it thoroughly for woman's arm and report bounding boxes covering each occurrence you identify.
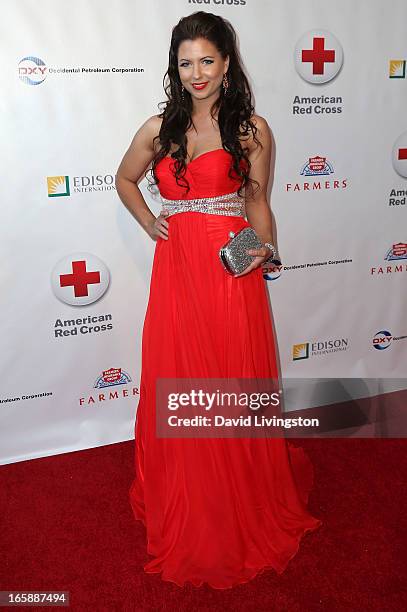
[234,115,275,277]
[115,115,168,240]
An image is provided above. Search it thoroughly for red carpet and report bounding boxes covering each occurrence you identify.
[1,439,406,611]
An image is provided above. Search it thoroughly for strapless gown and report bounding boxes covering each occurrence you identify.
[129,148,322,589]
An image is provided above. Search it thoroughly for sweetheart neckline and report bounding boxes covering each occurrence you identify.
[163,147,230,167]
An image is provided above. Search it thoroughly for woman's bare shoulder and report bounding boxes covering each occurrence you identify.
[146,113,163,130]
[251,114,272,138]
[246,114,272,153]
[137,114,163,151]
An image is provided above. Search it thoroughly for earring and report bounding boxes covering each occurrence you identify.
[222,73,229,94]
[181,85,185,100]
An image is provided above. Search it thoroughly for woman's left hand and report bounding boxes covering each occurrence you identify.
[233,246,272,278]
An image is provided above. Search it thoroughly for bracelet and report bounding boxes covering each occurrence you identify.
[263,242,281,265]
[263,242,277,260]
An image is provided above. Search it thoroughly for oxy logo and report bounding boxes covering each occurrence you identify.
[94,368,132,388]
[300,156,334,176]
[373,330,392,350]
[389,60,406,79]
[18,56,47,85]
[392,131,407,178]
[294,30,343,84]
[47,176,70,197]
[51,253,110,306]
[262,263,283,281]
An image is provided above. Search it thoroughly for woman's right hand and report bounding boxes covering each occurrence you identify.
[147,209,170,241]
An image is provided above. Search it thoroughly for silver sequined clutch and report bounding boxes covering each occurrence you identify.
[219,227,265,275]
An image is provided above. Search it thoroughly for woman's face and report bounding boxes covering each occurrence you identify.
[177,37,229,101]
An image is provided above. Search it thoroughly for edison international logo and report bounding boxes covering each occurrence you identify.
[373,329,407,350]
[47,174,116,197]
[48,176,70,197]
[389,60,406,79]
[286,155,347,192]
[292,343,309,360]
[292,338,349,360]
[370,242,407,275]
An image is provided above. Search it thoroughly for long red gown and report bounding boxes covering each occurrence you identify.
[129,148,322,589]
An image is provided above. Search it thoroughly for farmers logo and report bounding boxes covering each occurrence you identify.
[301,156,334,176]
[79,367,139,406]
[385,243,407,261]
[94,368,132,388]
[371,243,407,275]
[286,155,347,192]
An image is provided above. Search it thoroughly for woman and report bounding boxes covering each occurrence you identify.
[116,11,321,589]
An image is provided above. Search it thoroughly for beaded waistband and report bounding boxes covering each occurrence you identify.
[160,191,246,218]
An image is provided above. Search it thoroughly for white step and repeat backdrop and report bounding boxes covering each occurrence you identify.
[1,0,406,464]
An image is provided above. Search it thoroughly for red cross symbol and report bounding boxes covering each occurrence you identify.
[302,37,335,74]
[398,148,407,160]
[60,260,101,297]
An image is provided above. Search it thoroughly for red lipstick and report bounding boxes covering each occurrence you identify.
[192,82,209,90]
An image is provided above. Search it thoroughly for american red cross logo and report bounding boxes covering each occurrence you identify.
[398,148,407,160]
[302,37,335,74]
[59,260,101,297]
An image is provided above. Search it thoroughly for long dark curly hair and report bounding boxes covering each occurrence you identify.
[146,11,262,199]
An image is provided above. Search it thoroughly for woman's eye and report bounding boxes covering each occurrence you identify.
[179,60,214,68]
